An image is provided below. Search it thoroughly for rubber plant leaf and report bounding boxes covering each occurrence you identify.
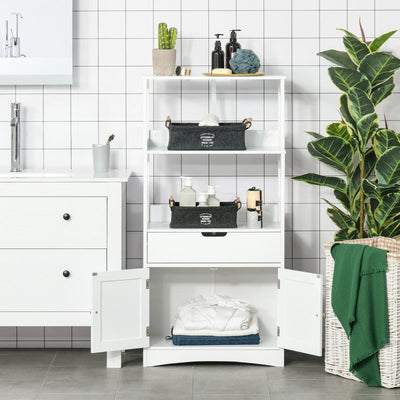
[369,30,398,52]
[346,87,375,123]
[339,94,357,132]
[337,28,359,39]
[326,121,354,146]
[366,202,379,237]
[292,173,347,193]
[362,179,400,201]
[380,218,400,238]
[371,80,395,106]
[305,131,324,139]
[372,129,400,158]
[350,190,361,221]
[374,192,400,228]
[324,198,356,230]
[343,35,370,66]
[349,148,376,198]
[376,146,400,184]
[328,67,371,94]
[356,112,379,150]
[307,136,354,174]
[317,50,356,70]
[359,53,400,88]
[334,227,359,241]
[334,189,351,212]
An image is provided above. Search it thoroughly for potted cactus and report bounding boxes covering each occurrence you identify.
[152,23,178,76]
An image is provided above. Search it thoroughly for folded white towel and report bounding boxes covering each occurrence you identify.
[178,294,253,331]
[172,314,259,337]
[198,113,219,126]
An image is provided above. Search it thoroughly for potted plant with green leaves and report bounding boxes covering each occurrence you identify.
[293,26,400,241]
[153,23,178,76]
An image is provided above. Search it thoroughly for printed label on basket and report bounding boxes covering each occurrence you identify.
[200,133,215,148]
[199,212,212,225]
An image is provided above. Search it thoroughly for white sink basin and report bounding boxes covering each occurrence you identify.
[0,171,72,178]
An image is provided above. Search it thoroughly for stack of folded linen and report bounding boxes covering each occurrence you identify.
[170,294,260,345]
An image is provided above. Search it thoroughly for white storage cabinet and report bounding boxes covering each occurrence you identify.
[0,171,130,367]
[91,76,323,368]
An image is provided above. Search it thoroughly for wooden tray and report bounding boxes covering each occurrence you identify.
[203,72,265,77]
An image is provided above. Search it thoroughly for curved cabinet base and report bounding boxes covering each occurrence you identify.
[143,340,284,367]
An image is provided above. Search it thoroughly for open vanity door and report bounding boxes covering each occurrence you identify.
[277,269,323,356]
[91,269,149,353]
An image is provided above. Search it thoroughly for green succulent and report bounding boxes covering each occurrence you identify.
[293,26,400,240]
[158,22,177,49]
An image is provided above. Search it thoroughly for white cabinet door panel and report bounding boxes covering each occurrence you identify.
[0,197,107,248]
[277,269,323,357]
[91,269,149,353]
[0,249,106,311]
[148,232,281,264]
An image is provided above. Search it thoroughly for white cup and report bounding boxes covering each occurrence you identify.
[92,144,110,173]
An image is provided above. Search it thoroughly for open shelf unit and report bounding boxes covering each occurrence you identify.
[90,75,323,369]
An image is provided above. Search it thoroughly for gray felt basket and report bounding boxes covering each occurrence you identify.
[166,117,252,151]
[169,197,242,228]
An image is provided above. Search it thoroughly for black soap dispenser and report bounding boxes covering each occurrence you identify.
[211,33,224,70]
[225,29,241,70]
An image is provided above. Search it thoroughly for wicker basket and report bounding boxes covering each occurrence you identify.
[324,236,400,388]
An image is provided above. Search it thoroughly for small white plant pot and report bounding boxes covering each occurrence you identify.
[152,49,176,76]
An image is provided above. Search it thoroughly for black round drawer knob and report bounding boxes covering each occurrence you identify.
[63,270,71,278]
[63,213,71,221]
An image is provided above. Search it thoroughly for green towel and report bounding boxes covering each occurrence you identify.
[331,243,389,387]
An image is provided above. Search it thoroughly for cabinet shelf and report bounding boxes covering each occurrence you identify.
[147,220,281,233]
[149,335,278,350]
[144,75,286,82]
[147,145,284,155]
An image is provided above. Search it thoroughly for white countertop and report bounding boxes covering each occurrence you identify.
[0,169,132,183]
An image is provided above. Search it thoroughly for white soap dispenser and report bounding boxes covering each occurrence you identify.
[180,177,196,207]
[207,185,220,207]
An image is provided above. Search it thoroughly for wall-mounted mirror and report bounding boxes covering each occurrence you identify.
[0,0,72,85]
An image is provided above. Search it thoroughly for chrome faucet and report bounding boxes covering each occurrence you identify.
[10,103,21,172]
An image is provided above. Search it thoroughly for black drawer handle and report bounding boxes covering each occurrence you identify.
[63,213,71,221]
[63,270,71,278]
[201,232,227,237]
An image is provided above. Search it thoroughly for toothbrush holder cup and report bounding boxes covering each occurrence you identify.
[92,144,110,173]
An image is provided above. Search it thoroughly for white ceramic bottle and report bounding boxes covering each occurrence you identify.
[207,185,220,207]
[180,177,196,207]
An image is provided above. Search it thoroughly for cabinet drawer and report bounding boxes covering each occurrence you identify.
[0,197,107,248]
[0,249,106,311]
[147,232,281,264]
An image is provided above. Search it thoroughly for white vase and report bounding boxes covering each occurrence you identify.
[152,49,176,76]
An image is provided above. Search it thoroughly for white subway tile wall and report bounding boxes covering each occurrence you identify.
[1,0,399,347]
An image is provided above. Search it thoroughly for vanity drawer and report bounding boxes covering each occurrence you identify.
[0,197,107,248]
[147,232,281,264]
[0,249,106,311]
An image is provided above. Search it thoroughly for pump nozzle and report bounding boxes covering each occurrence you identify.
[214,33,223,39]
[229,29,241,43]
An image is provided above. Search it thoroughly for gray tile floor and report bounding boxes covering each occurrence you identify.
[0,349,399,399]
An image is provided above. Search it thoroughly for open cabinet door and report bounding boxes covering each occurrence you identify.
[277,269,323,356]
[91,269,150,353]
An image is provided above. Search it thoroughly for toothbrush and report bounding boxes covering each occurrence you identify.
[106,134,115,145]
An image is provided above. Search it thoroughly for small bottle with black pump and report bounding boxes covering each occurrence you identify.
[211,33,224,70]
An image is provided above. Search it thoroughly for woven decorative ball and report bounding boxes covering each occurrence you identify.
[229,49,260,74]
